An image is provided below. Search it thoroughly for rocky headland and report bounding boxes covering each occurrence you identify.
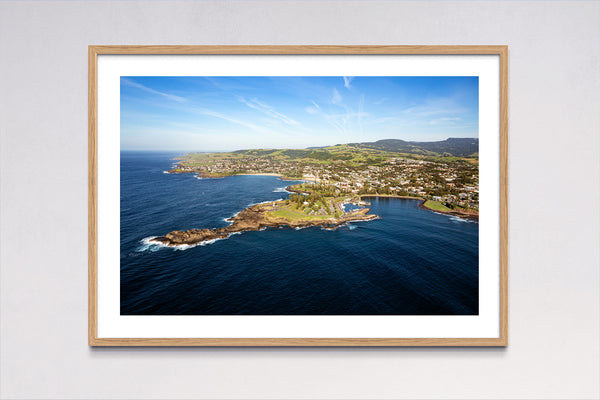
[151,201,378,247]
[418,201,479,220]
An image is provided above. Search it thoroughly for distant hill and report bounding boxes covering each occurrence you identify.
[220,138,478,164]
[344,138,478,158]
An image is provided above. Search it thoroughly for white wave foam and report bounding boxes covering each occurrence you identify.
[320,226,338,231]
[163,171,170,174]
[224,210,241,222]
[449,216,475,223]
[137,236,168,252]
[345,216,380,224]
[172,237,227,250]
[273,187,291,193]
[319,222,356,231]
[137,235,229,252]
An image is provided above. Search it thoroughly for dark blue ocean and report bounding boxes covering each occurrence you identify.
[121,151,479,315]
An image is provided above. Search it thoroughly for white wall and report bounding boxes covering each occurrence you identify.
[1,1,598,399]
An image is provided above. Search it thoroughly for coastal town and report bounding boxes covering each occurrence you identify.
[153,144,479,247]
[168,145,479,213]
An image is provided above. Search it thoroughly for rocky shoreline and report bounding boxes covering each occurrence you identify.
[151,203,378,247]
[418,201,479,220]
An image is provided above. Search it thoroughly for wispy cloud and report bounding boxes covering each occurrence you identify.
[193,107,276,136]
[121,76,479,150]
[305,100,321,115]
[238,96,300,125]
[331,88,342,104]
[343,76,354,90]
[306,100,368,135]
[306,100,344,134]
[121,78,186,102]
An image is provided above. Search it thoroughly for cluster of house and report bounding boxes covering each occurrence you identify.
[300,159,479,209]
[180,154,479,209]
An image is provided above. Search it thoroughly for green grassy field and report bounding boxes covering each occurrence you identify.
[423,200,452,212]
[268,206,334,221]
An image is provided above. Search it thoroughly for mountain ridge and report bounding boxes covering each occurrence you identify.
[336,137,478,157]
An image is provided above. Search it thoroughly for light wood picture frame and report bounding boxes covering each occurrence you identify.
[89,45,508,346]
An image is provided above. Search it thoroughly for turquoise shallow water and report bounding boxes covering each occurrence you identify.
[120,151,479,315]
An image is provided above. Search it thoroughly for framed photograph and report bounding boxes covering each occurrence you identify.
[89,45,508,346]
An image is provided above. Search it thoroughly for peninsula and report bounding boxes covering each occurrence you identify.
[151,193,377,247]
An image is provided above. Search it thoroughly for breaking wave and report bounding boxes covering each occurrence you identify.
[448,216,475,223]
[137,235,229,252]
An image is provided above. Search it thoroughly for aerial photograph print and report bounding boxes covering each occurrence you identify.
[120,76,480,316]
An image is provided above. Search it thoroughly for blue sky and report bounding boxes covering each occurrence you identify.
[121,76,478,151]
